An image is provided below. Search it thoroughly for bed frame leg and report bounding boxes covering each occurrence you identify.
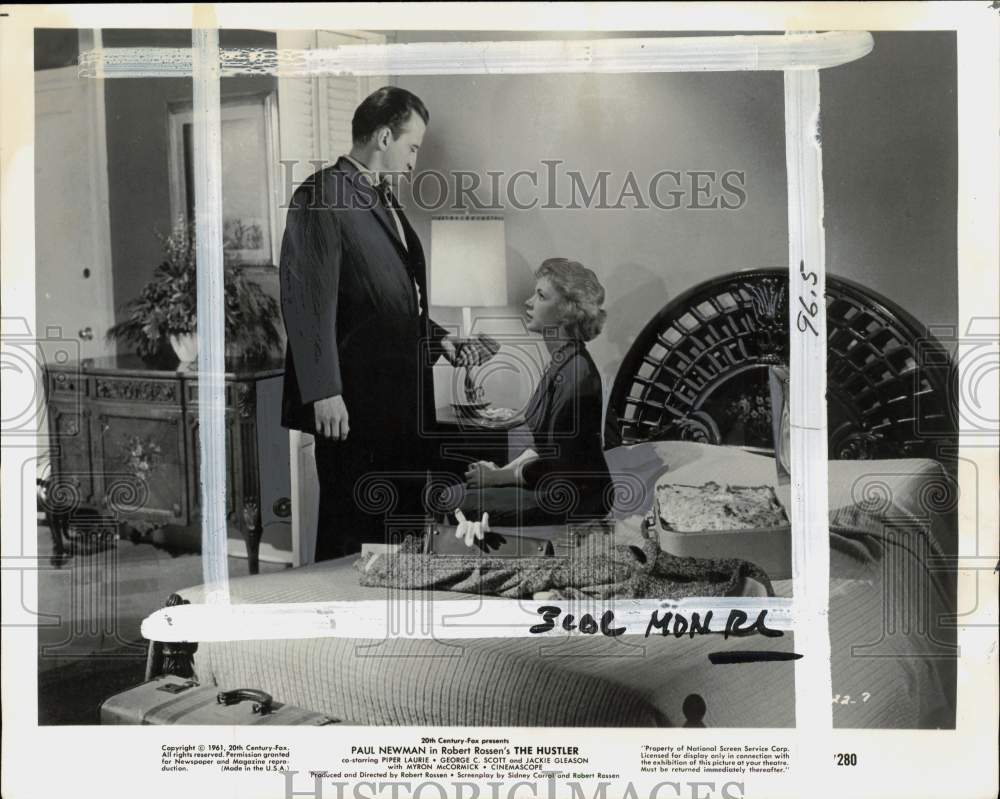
[144,593,198,680]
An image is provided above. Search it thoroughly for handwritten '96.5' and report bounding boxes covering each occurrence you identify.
[797,259,821,336]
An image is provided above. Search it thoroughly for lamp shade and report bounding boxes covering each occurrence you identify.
[430,216,507,307]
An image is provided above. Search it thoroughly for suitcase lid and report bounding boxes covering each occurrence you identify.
[102,676,339,725]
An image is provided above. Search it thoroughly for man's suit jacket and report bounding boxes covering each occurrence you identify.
[279,157,449,445]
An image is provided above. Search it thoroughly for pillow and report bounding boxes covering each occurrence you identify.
[769,365,791,484]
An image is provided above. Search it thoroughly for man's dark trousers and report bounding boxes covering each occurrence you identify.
[313,432,433,561]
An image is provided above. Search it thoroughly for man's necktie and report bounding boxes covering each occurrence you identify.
[375,180,420,309]
[374,179,392,208]
[375,181,407,247]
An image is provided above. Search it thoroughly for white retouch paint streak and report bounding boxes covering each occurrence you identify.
[192,26,230,604]
[784,68,834,770]
[140,597,796,643]
[76,31,874,78]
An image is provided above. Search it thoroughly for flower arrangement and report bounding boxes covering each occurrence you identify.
[106,218,281,362]
[122,435,163,480]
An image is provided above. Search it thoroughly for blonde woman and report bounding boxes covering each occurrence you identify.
[446,258,613,540]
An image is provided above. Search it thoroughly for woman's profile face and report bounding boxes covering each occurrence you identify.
[524,276,565,334]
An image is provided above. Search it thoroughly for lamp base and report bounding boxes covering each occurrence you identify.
[463,366,485,404]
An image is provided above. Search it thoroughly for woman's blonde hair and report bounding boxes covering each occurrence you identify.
[535,258,607,342]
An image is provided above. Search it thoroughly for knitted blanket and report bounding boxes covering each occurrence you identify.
[355,532,774,599]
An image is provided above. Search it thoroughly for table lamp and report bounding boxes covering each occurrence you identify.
[430,216,507,404]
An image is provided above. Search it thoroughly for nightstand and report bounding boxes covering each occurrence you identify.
[431,405,519,477]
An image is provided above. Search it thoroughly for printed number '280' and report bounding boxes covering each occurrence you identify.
[835,753,858,766]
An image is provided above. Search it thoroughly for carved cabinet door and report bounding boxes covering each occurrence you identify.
[93,407,190,525]
[47,401,95,507]
[186,413,237,522]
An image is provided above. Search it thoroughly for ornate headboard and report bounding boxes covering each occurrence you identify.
[605,268,956,460]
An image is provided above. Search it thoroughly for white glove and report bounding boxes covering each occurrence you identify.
[454,508,490,548]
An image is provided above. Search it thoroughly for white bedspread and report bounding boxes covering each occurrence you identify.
[177,442,956,728]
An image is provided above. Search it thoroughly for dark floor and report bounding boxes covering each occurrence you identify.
[36,520,285,725]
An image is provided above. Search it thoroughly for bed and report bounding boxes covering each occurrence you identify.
[159,269,958,729]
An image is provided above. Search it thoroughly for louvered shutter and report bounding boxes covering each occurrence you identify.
[276,30,322,233]
[277,30,389,196]
[316,30,389,162]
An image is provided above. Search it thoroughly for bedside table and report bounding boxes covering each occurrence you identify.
[431,405,521,477]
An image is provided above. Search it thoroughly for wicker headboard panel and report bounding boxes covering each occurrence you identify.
[605,268,956,460]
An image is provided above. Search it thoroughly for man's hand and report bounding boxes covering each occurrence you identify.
[442,335,500,368]
[441,335,475,367]
[314,395,349,440]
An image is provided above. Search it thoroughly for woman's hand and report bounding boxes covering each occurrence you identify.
[464,460,499,486]
[454,509,490,547]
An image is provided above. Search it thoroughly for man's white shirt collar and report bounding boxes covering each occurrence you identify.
[343,155,411,256]
[345,155,382,189]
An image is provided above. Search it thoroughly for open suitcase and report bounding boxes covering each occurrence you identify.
[101,675,338,725]
[422,521,608,557]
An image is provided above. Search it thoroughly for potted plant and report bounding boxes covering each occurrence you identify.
[107,218,282,364]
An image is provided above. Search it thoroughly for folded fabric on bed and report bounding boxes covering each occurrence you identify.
[356,533,773,599]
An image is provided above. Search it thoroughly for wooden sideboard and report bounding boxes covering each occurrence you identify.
[42,354,290,574]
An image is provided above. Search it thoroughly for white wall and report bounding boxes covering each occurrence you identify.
[392,31,957,415]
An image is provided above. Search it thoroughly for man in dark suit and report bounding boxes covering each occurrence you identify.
[279,87,473,561]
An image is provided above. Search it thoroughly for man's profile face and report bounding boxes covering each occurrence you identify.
[380,111,426,186]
